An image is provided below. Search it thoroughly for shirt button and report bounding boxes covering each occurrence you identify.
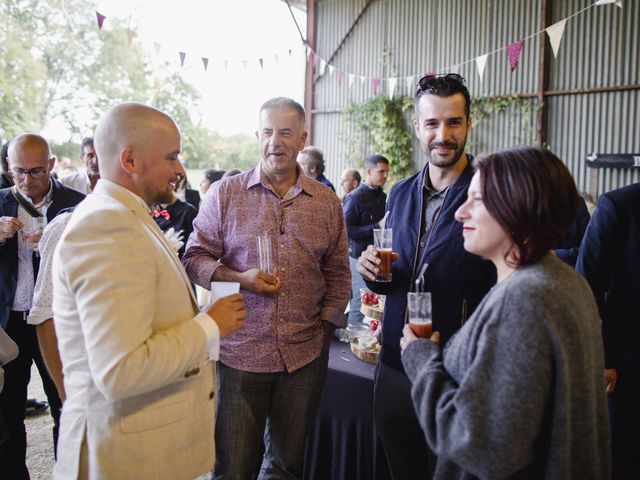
[280,244,285,248]
[420,241,425,247]
[281,267,286,272]
[279,317,284,322]
[209,391,215,400]
[280,292,285,297]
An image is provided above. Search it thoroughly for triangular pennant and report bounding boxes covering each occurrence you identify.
[594,0,623,5]
[242,60,248,71]
[96,11,106,30]
[507,39,524,71]
[318,59,327,76]
[476,54,488,80]
[449,64,461,75]
[348,74,355,88]
[338,71,345,87]
[545,19,567,58]
[259,58,264,69]
[202,57,209,71]
[359,76,366,84]
[305,46,311,60]
[224,60,229,71]
[406,75,414,93]
[387,78,398,98]
[373,78,381,95]
[274,54,279,64]
[179,51,186,67]
[153,42,162,56]
[312,52,319,68]
[327,65,335,76]
[289,49,293,57]
[126,29,136,45]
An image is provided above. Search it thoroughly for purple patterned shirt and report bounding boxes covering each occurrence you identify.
[183,164,350,373]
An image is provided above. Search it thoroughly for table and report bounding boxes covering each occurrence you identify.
[303,339,391,480]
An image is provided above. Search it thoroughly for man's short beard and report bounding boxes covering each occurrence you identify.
[425,138,467,168]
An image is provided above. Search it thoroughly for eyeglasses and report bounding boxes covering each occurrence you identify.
[10,167,48,179]
[416,73,466,93]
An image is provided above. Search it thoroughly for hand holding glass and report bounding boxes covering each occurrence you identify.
[407,292,432,338]
[257,234,274,275]
[373,228,393,282]
[22,217,46,249]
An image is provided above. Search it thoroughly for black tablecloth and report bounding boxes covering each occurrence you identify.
[303,339,391,480]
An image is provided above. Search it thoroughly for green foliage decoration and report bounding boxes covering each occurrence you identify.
[344,95,415,184]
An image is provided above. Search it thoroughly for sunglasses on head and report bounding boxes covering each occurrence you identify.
[416,73,466,93]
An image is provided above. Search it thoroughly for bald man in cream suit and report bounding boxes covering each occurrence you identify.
[52,103,246,480]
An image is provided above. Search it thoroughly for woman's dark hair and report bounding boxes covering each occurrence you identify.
[475,146,579,266]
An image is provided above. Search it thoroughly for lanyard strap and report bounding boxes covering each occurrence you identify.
[11,186,43,218]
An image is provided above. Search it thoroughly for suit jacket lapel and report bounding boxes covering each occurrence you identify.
[95,181,199,310]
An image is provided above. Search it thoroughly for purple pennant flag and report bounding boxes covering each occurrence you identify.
[373,78,381,95]
[507,40,524,71]
[179,51,186,67]
[338,71,345,87]
[96,12,106,30]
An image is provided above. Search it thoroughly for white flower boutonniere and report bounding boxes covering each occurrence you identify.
[163,227,184,255]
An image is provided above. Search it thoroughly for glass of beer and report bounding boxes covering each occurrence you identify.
[373,228,393,282]
[407,292,432,338]
[257,233,274,275]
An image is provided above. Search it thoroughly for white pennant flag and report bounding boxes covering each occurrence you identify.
[306,46,312,60]
[327,64,335,76]
[318,59,327,76]
[387,78,398,98]
[359,76,366,84]
[449,64,461,75]
[595,0,622,6]
[406,75,414,93]
[476,54,488,81]
[348,74,356,88]
[546,19,567,58]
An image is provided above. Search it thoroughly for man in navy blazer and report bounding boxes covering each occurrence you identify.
[577,182,640,480]
[0,134,84,479]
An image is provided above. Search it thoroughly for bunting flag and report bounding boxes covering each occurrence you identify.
[202,57,209,71]
[373,78,381,95]
[224,60,229,71]
[96,11,106,30]
[274,54,279,64]
[327,64,335,76]
[126,29,136,45]
[595,0,622,6]
[406,75,414,93]
[348,73,355,88]
[338,71,345,87]
[449,64,461,75]
[153,42,161,56]
[476,54,488,80]
[507,40,524,71]
[546,19,567,58]
[259,58,264,69]
[359,76,366,84]
[318,59,327,76]
[242,60,248,71]
[387,77,398,98]
[179,51,186,67]
[312,52,319,68]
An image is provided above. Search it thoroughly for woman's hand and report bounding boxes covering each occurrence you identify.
[400,324,440,352]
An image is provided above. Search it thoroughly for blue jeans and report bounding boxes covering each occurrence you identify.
[349,256,366,324]
[213,352,328,480]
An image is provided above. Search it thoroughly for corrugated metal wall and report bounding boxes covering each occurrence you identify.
[310,0,639,197]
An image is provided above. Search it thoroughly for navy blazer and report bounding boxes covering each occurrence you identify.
[0,178,85,329]
[365,159,496,372]
[577,182,640,394]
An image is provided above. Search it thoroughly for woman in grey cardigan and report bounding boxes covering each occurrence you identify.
[400,146,610,480]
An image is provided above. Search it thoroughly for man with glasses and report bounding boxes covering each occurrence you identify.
[356,74,496,478]
[183,97,350,479]
[0,134,85,479]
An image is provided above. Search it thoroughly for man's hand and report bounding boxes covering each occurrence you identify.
[605,368,617,395]
[321,321,335,352]
[206,293,247,338]
[0,216,22,242]
[400,324,440,352]
[239,268,281,294]
[356,245,399,281]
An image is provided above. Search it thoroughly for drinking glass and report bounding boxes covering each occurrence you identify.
[373,228,392,282]
[407,292,432,338]
[22,216,46,248]
[257,234,274,275]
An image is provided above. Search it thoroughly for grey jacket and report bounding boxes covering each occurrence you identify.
[402,254,610,479]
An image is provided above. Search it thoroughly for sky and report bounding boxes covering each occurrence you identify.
[94,0,307,136]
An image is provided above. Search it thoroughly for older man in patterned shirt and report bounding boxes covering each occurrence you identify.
[183,97,350,479]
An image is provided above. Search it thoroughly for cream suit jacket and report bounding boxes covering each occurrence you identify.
[52,180,216,480]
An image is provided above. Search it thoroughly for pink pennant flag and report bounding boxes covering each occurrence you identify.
[202,57,209,71]
[507,40,524,71]
[423,71,436,79]
[179,51,186,67]
[96,12,106,30]
[338,71,345,87]
[373,78,381,96]
[312,52,319,68]
[153,42,162,56]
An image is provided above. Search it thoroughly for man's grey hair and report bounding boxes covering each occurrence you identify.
[299,146,325,174]
[259,97,306,126]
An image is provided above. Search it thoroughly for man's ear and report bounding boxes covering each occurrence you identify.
[299,130,308,150]
[119,147,136,174]
[48,157,55,171]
